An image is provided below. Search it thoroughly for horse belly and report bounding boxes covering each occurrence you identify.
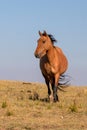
[60,55,68,74]
[56,47,68,74]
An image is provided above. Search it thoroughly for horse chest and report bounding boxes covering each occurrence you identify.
[45,63,51,72]
[42,63,53,77]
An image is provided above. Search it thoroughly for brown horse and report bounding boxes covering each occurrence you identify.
[34,31,69,102]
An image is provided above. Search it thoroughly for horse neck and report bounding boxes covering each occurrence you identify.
[46,46,55,63]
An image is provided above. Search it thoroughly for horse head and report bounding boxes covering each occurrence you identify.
[34,31,54,58]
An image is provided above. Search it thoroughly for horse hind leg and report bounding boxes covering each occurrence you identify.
[52,83,59,102]
[52,74,60,102]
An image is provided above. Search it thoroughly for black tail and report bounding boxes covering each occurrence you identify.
[57,73,71,92]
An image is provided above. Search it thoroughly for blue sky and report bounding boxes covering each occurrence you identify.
[0,0,87,86]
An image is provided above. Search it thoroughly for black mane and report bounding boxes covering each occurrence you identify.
[48,34,57,44]
[42,32,57,45]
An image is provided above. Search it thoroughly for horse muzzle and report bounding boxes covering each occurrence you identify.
[34,53,40,58]
[34,50,41,58]
[34,49,46,58]
[34,50,42,58]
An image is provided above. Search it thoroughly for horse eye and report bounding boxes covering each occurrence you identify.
[43,40,46,44]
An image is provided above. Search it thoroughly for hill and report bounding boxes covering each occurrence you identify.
[0,80,87,130]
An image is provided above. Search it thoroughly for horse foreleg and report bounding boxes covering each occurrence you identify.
[45,79,54,102]
[45,79,51,96]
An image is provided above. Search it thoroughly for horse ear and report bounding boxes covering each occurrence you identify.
[43,31,47,36]
[38,31,42,36]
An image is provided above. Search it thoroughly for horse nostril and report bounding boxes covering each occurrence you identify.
[35,54,38,58]
[34,53,39,58]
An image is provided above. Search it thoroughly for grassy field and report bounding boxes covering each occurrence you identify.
[0,80,87,130]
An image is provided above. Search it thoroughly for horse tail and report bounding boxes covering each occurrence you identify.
[57,73,71,92]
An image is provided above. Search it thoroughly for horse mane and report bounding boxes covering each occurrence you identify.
[42,32,57,45]
[48,34,57,44]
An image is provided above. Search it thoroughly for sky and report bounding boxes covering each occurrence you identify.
[0,0,87,86]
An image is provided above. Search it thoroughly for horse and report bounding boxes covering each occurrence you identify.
[34,31,69,102]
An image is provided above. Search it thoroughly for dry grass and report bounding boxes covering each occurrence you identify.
[0,80,87,130]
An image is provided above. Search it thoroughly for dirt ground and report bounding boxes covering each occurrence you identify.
[0,80,87,130]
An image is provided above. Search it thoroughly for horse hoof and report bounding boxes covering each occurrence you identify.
[49,95,54,102]
[54,95,59,102]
